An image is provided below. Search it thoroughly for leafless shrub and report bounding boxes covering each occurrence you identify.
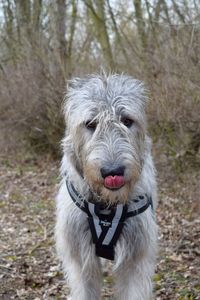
[0,0,199,166]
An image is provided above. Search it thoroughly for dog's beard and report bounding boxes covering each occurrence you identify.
[84,163,141,205]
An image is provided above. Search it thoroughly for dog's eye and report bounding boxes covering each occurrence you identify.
[85,120,97,131]
[121,118,134,128]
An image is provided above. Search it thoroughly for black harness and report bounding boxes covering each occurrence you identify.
[66,181,153,260]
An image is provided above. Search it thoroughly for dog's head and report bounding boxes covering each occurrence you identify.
[63,74,148,204]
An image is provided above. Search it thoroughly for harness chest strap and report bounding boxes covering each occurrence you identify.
[66,181,153,260]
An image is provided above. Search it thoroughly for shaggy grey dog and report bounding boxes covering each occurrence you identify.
[56,73,158,300]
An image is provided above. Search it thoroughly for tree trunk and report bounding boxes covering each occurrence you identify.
[15,0,31,39]
[2,0,15,61]
[86,0,115,70]
[106,0,129,65]
[57,0,67,76]
[67,0,77,77]
[133,0,147,50]
[32,0,42,31]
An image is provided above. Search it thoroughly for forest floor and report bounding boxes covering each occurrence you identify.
[0,152,199,300]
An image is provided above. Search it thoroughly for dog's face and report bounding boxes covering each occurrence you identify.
[63,74,148,204]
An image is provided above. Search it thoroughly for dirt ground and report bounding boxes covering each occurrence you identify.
[0,153,199,300]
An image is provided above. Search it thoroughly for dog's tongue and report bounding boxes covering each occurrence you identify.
[104,175,125,189]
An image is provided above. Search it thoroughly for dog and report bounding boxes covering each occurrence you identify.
[55,73,158,300]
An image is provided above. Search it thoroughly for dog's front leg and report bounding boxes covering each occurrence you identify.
[56,193,102,299]
[57,229,102,300]
[114,253,155,300]
[65,252,102,300]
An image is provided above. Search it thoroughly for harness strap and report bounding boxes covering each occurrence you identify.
[126,195,153,217]
[85,202,127,260]
[66,181,153,260]
[66,180,87,213]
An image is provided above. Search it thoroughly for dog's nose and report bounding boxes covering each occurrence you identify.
[100,165,125,178]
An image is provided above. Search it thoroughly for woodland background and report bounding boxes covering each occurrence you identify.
[0,1,199,299]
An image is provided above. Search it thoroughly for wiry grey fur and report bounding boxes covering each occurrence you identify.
[55,73,158,300]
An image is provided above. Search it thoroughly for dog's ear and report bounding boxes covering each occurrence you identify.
[114,75,149,108]
[129,78,149,106]
[67,77,87,90]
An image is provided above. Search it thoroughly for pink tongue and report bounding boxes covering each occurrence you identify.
[104,175,125,189]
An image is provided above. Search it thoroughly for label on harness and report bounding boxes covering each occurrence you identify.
[99,220,111,227]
